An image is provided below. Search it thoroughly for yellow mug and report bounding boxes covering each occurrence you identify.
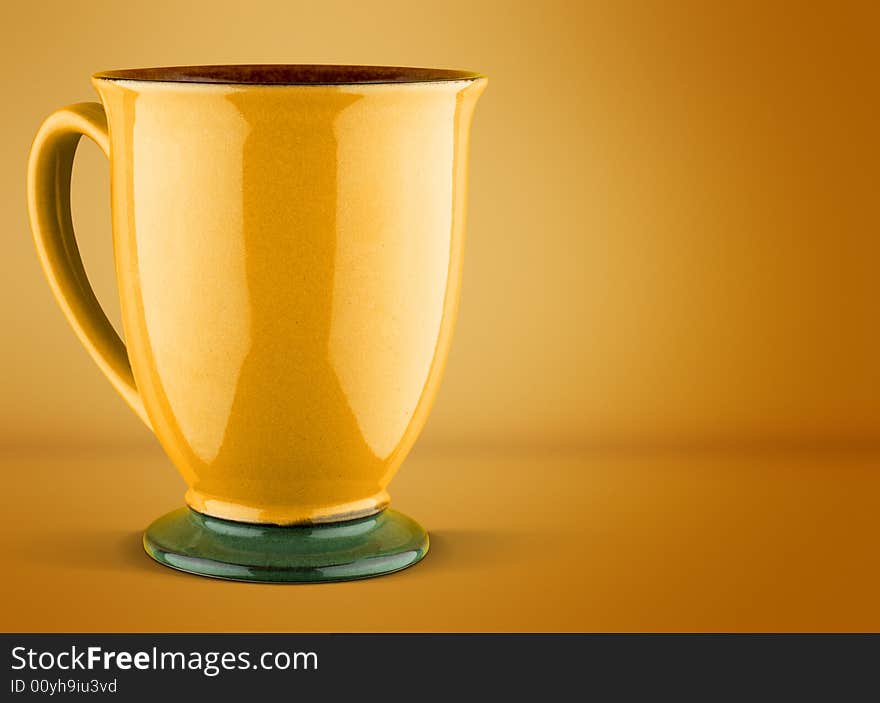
[27,65,486,582]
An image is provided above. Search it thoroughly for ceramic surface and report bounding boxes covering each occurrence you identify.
[144,507,429,583]
[27,66,486,527]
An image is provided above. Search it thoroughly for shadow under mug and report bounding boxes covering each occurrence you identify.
[27,64,487,582]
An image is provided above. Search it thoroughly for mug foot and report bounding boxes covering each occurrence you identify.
[143,507,429,583]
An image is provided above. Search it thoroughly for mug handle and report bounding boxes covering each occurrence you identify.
[27,102,151,429]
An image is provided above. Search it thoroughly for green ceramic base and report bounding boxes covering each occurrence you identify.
[143,507,429,583]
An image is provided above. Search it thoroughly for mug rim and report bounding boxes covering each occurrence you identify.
[92,64,485,86]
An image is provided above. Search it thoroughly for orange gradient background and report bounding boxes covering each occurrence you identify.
[2,1,880,631]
